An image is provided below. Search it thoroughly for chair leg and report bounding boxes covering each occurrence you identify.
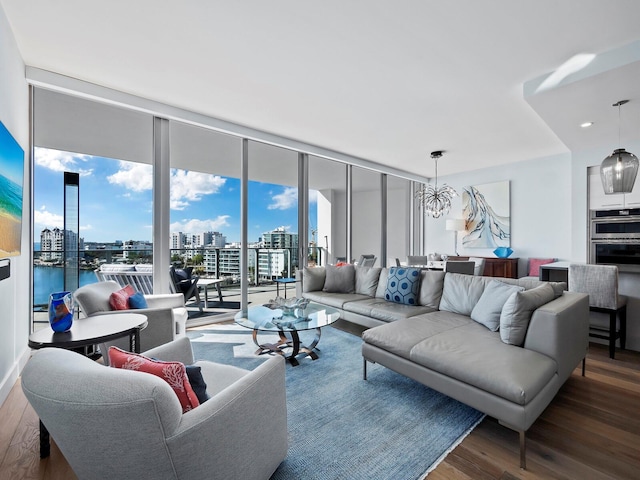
[608,311,616,359]
[620,305,627,350]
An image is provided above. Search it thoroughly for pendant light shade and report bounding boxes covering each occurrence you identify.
[600,100,638,194]
[600,148,639,194]
[416,151,457,218]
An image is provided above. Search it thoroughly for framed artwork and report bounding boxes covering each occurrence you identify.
[0,120,25,258]
[461,181,510,248]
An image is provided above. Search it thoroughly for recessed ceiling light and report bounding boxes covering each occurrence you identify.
[580,122,594,128]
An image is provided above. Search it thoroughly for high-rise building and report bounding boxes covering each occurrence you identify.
[40,228,65,261]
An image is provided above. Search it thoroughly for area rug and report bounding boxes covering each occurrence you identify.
[188,324,484,480]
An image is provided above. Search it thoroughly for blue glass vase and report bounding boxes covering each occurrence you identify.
[493,247,514,258]
[48,291,74,332]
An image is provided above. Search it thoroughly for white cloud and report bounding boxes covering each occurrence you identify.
[309,189,318,204]
[35,148,93,176]
[268,187,298,210]
[107,162,153,191]
[34,206,63,229]
[170,216,231,233]
[170,170,226,210]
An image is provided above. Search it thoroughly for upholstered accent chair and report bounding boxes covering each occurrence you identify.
[568,264,627,359]
[358,254,377,267]
[21,337,288,480]
[445,261,475,275]
[74,280,188,358]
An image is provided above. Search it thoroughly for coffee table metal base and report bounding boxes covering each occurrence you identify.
[252,328,321,366]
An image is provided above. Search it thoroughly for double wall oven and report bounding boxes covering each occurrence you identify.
[590,208,640,272]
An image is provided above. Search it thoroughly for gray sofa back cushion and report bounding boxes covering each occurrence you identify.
[355,266,382,296]
[439,273,487,315]
[302,267,326,293]
[470,280,524,331]
[375,268,390,299]
[417,270,446,308]
[500,283,555,346]
[323,265,356,293]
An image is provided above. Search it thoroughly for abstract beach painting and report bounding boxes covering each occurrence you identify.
[0,121,25,258]
[462,181,510,248]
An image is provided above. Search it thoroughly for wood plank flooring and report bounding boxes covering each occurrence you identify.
[1,336,638,479]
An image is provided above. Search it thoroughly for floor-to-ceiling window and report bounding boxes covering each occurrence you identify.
[352,167,382,266]
[387,175,412,267]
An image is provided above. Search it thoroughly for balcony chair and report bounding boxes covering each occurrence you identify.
[170,266,203,313]
[445,261,475,275]
[358,254,377,267]
[21,337,287,480]
[74,280,188,360]
[468,256,486,276]
[568,264,627,359]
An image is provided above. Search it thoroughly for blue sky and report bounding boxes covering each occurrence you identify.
[34,148,317,244]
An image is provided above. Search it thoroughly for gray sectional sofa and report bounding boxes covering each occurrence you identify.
[297,265,590,468]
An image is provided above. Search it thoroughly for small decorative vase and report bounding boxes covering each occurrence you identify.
[493,247,514,258]
[48,291,74,332]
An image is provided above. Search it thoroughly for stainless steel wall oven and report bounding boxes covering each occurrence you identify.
[590,209,640,272]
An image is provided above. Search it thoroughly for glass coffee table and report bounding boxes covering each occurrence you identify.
[234,302,340,366]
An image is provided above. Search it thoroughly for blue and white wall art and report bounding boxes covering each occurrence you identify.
[462,181,510,248]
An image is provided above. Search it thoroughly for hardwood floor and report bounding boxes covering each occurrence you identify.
[1,338,639,480]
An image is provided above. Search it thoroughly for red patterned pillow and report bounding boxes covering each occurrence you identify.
[109,285,136,310]
[528,258,555,277]
[108,347,200,413]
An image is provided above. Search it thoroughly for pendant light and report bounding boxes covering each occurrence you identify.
[600,100,639,194]
[416,151,457,218]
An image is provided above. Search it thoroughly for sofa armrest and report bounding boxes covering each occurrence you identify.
[524,291,589,382]
[144,293,185,309]
[142,336,194,365]
[166,355,287,479]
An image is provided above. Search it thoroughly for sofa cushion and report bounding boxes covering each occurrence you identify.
[500,283,555,346]
[362,312,473,360]
[385,267,422,305]
[375,268,390,299]
[302,267,326,293]
[471,280,524,331]
[323,265,355,293]
[355,266,382,296]
[302,291,370,309]
[369,302,436,322]
[417,270,446,308]
[439,273,486,315]
[408,322,557,405]
[108,347,200,413]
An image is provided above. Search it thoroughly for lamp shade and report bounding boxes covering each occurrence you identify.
[446,219,466,231]
[600,148,639,194]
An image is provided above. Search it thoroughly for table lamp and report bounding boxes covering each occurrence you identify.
[445,219,466,256]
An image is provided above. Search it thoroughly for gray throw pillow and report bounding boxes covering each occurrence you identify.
[439,273,485,316]
[302,267,326,293]
[470,280,524,331]
[500,283,555,346]
[323,265,356,293]
[355,266,381,296]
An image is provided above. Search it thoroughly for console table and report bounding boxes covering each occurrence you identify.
[447,256,518,278]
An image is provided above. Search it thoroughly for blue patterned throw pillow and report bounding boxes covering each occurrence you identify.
[385,267,422,305]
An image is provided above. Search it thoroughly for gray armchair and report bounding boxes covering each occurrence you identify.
[21,337,288,480]
[74,280,188,358]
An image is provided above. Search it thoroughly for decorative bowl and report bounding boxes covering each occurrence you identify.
[266,297,310,317]
[493,247,514,258]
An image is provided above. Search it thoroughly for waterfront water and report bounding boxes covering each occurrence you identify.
[33,266,98,306]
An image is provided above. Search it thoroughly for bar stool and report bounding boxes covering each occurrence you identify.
[568,264,627,359]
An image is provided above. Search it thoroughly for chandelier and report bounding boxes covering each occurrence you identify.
[600,100,639,194]
[416,151,457,218]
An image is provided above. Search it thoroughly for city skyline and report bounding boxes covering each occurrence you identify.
[34,147,318,244]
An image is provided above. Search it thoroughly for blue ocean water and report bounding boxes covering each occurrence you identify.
[0,173,22,219]
[33,266,98,306]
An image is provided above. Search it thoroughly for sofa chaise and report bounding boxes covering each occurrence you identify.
[297,265,589,468]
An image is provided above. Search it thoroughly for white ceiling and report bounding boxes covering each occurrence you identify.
[2,0,640,178]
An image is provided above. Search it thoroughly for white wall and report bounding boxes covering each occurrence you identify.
[0,4,30,406]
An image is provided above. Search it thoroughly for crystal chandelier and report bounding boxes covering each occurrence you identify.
[600,100,639,194]
[416,151,457,218]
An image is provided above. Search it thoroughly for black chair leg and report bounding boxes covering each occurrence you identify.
[609,311,616,359]
[620,305,627,350]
